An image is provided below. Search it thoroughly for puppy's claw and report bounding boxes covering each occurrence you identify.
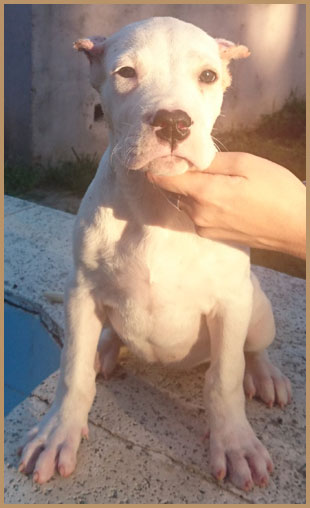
[267,460,274,474]
[33,471,39,483]
[81,426,89,440]
[18,462,25,473]
[215,469,226,481]
[243,479,254,492]
[58,465,65,477]
[258,475,268,487]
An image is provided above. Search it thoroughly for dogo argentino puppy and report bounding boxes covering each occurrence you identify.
[19,17,291,490]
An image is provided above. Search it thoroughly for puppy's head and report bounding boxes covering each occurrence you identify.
[74,17,249,176]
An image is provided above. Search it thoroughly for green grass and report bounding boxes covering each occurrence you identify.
[4,150,99,198]
[4,160,43,196]
[256,92,305,140]
[40,151,99,197]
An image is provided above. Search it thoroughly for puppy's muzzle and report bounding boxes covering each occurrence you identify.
[150,109,193,151]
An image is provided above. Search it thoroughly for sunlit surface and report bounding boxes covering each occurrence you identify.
[246,4,297,73]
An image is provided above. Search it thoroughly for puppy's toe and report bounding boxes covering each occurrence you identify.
[227,452,254,491]
[244,351,292,408]
[18,406,88,483]
[208,416,273,491]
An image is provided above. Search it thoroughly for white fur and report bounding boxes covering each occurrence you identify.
[20,17,291,489]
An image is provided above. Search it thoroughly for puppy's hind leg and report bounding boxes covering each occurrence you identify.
[95,328,122,380]
[244,272,292,408]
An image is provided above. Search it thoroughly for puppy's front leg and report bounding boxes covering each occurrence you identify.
[19,275,104,484]
[205,288,273,491]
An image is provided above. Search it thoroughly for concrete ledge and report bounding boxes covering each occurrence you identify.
[4,196,306,503]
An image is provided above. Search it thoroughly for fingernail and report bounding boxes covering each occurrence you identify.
[33,471,39,483]
[18,462,25,473]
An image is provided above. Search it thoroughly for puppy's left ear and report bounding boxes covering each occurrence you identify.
[216,39,250,91]
[216,38,250,61]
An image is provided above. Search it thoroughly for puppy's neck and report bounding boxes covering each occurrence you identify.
[104,147,192,231]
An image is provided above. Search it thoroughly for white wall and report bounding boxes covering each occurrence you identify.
[29,4,306,164]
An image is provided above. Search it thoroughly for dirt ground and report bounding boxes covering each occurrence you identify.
[22,187,305,280]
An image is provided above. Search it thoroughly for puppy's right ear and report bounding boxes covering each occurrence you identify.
[73,36,106,62]
[74,36,106,90]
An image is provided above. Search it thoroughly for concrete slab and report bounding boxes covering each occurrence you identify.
[4,195,306,503]
[4,195,36,217]
[4,196,74,342]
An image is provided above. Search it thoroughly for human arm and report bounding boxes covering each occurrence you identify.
[147,152,306,259]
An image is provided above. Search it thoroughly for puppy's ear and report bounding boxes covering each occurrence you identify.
[216,39,250,91]
[74,36,106,90]
[73,36,106,61]
[216,38,250,61]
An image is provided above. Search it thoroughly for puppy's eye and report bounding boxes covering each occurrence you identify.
[116,66,136,78]
[199,70,217,84]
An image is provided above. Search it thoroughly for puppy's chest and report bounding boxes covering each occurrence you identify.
[98,227,216,363]
[99,224,226,312]
[84,214,249,364]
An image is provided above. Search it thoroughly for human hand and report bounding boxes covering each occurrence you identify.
[147,152,306,259]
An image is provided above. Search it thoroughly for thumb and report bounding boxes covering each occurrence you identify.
[206,152,250,177]
[146,170,208,197]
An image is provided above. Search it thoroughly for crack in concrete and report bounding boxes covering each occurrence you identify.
[4,203,38,217]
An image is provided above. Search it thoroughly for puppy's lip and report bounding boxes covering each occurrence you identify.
[132,154,194,172]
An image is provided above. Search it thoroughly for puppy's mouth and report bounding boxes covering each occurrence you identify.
[136,155,194,176]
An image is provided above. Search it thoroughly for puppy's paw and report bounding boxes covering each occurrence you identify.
[244,351,292,408]
[95,328,122,380]
[18,406,88,484]
[209,418,273,491]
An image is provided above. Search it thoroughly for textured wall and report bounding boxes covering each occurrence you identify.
[4,4,32,162]
[5,4,306,164]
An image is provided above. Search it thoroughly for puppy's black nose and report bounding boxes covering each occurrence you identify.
[151,109,193,150]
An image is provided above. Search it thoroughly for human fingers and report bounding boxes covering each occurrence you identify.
[146,170,209,198]
[205,152,246,176]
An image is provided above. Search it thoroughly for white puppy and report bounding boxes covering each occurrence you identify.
[19,17,291,490]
